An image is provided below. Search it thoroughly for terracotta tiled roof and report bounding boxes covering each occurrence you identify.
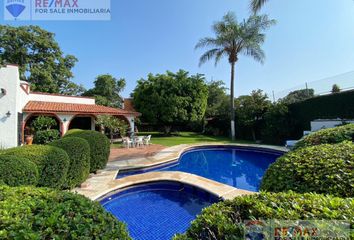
[23,101,141,116]
[123,98,136,112]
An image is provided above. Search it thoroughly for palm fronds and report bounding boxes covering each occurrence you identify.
[196,12,275,66]
[250,0,268,13]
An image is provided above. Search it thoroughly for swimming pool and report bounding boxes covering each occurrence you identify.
[100,181,218,240]
[117,146,283,191]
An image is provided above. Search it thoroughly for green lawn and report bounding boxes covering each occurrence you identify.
[112,132,253,148]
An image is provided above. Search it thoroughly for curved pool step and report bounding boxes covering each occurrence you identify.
[114,171,255,200]
[77,171,255,201]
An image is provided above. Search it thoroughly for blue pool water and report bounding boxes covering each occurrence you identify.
[101,181,218,240]
[118,146,283,191]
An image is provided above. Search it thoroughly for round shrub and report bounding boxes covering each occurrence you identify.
[261,141,354,197]
[0,145,70,189]
[34,129,60,144]
[49,137,90,189]
[0,155,39,187]
[65,129,110,173]
[0,185,131,239]
[294,123,354,149]
[174,191,354,240]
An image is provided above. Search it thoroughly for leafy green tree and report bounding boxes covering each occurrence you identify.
[31,116,60,144]
[31,116,57,131]
[196,12,275,140]
[205,80,229,118]
[0,25,83,95]
[235,90,271,141]
[61,81,86,96]
[133,70,208,134]
[204,81,230,135]
[281,88,315,105]
[83,75,126,108]
[96,115,129,142]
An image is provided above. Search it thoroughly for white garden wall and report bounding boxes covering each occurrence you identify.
[311,119,354,131]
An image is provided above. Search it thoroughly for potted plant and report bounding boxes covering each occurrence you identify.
[24,126,34,145]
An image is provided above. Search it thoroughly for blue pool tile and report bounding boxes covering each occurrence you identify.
[118,147,283,191]
[101,182,218,240]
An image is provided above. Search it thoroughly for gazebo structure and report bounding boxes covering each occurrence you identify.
[0,65,140,149]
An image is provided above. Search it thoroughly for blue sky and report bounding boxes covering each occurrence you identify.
[1,0,354,98]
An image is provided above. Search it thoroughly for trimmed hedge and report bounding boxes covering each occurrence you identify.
[49,137,90,189]
[261,141,354,197]
[174,191,354,240]
[0,185,131,239]
[65,130,110,173]
[0,155,38,187]
[288,89,354,138]
[294,123,354,149]
[0,145,70,189]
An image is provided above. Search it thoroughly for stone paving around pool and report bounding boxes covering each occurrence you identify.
[109,144,166,162]
[73,143,288,201]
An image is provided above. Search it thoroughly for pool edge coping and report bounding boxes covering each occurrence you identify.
[73,143,286,201]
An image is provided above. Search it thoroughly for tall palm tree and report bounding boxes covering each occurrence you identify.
[196,12,275,140]
[251,0,269,13]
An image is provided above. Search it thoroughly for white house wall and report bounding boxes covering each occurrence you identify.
[0,65,21,148]
[29,93,95,104]
[19,82,30,112]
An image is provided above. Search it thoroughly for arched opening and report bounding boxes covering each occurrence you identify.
[23,114,62,143]
[68,115,94,131]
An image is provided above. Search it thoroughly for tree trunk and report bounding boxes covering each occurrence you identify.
[110,130,114,144]
[251,128,256,142]
[230,61,236,141]
[164,125,172,135]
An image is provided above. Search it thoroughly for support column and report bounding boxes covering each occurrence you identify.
[91,116,95,131]
[126,116,135,132]
[58,114,74,136]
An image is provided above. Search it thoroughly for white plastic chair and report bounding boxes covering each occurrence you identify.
[143,135,151,146]
[123,137,133,148]
[134,136,144,148]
